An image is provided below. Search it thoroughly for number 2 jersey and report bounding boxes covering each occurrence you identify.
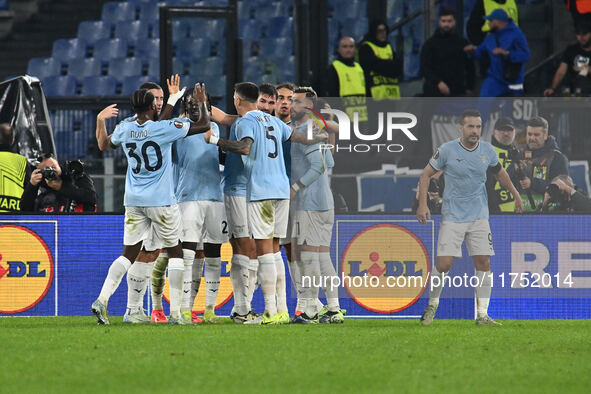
[111,117,190,207]
[239,110,292,202]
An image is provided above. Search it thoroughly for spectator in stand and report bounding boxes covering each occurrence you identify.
[544,21,591,96]
[464,9,530,97]
[358,19,403,98]
[566,0,591,26]
[421,8,475,96]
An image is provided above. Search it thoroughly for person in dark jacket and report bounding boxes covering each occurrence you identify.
[358,19,403,98]
[421,8,475,96]
[508,116,569,211]
[467,0,519,46]
[21,153,97,212]
[465,9,530,97]
[540,174,591,213]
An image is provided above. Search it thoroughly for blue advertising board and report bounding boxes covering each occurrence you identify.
[1,214,590,319]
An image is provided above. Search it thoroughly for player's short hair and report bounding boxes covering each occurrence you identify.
[131,88,156,113]
[294,86,317,98]
[0,123,13,147]
[276,82,296,92]
[258,83,278,99]
[234,82,259,103]
[527,116,548,133]
[460,109,481,124]
[439,7,456,18]
[139,82,162,91]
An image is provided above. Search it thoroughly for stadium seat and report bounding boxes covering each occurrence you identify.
[190,19,225,40]
[54,130,73,157]
[101,2,137,23]
[203,75,225,97]
[81,75,118,96]
[78,20,112,44]
[332,0,365,21]
[27,57,61,80]
[172,57,188,75]
[93,38,130,59]
[175,37,210,60]
[53,38,87,60]
[190,56,224,79]
[42,75,78,97]
[121,75,159,95]
[267,16,293,38]
[146,57,160,76]
[260,37,293,59]
[242,39,261,57]
[67,58,104,80]
[172,19,192,39]
[114,20,143,42]
[107,57,143,81]
[239,19,263,40]
[139,2,164,22]
[341,17,367,41]
[133,38,160,59]
[254,2,290,19]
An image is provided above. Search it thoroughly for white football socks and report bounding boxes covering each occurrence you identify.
[246,258,259,308]
[204,257,221,312]
[126,261,152,312]
[98,256,132,306]
[475,270,492,317]
[287,259,302,311]
[230,254,250,316]
[150,253,168,310]
[167,257,184,317]
[319,252,340,312]
[428,264,444,308]
[258,253,277,317]
[191,257,204,301]
[181,249,195,312]
[299,251,320,317]
[274,251,288,314]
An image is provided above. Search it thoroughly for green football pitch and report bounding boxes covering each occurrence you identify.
[1,317,590,393]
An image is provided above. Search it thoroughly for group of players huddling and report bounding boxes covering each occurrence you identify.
[91,76,345,325]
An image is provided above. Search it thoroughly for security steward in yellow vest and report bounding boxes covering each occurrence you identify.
[467,0,519,46]
[325,36,368,121]
[359,20,402,99]
[0,124,32,212]
[486,117,517,212]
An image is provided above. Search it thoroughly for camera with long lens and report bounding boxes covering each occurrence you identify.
[41,166,57,181]
[545,183,566,203]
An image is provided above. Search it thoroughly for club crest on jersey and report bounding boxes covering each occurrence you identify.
[174,120,184,129]
[481,155,487,163]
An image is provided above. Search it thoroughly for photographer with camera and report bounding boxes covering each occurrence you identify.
[540,175,591,213]
[508,116,569,211]
[21,153,97,212]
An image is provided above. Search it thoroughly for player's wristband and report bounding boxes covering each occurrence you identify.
[167,87,186,106]
[291,183,300,192]
[208,135,219,145]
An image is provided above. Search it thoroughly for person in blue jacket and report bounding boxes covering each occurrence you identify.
[464,8,530,97]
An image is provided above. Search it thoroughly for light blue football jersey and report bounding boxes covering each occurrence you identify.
[111,117,190,207]
[429,139,499,222]
[222,120,248,197]
[241,110,292,201]
[174,122,222,202]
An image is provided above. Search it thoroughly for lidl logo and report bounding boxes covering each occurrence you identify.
[340,224,430,313]
[163,242,233,313]
[0,225,54,313]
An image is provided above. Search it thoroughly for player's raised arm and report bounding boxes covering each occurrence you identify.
[211,106,239,126]
[159,74,185,121]
[186,83,211,135]
[417,164,437,224]
[96,104,118,151]
[494,166,524,213]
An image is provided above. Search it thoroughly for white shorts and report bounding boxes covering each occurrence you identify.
[178,200,229,244]
[247,199,289,240]
[437,219,494,258]
[123,205,181,249]
[294,210,334,247]
[280,200,296,245]
[224,194,249,239]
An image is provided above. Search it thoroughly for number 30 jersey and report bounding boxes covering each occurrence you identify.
[239,110,292,202]
[111,117,190,207]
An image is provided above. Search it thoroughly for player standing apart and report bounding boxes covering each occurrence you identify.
[416,109,523,326]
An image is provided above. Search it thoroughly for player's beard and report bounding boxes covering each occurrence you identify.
[291,110,306,121]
